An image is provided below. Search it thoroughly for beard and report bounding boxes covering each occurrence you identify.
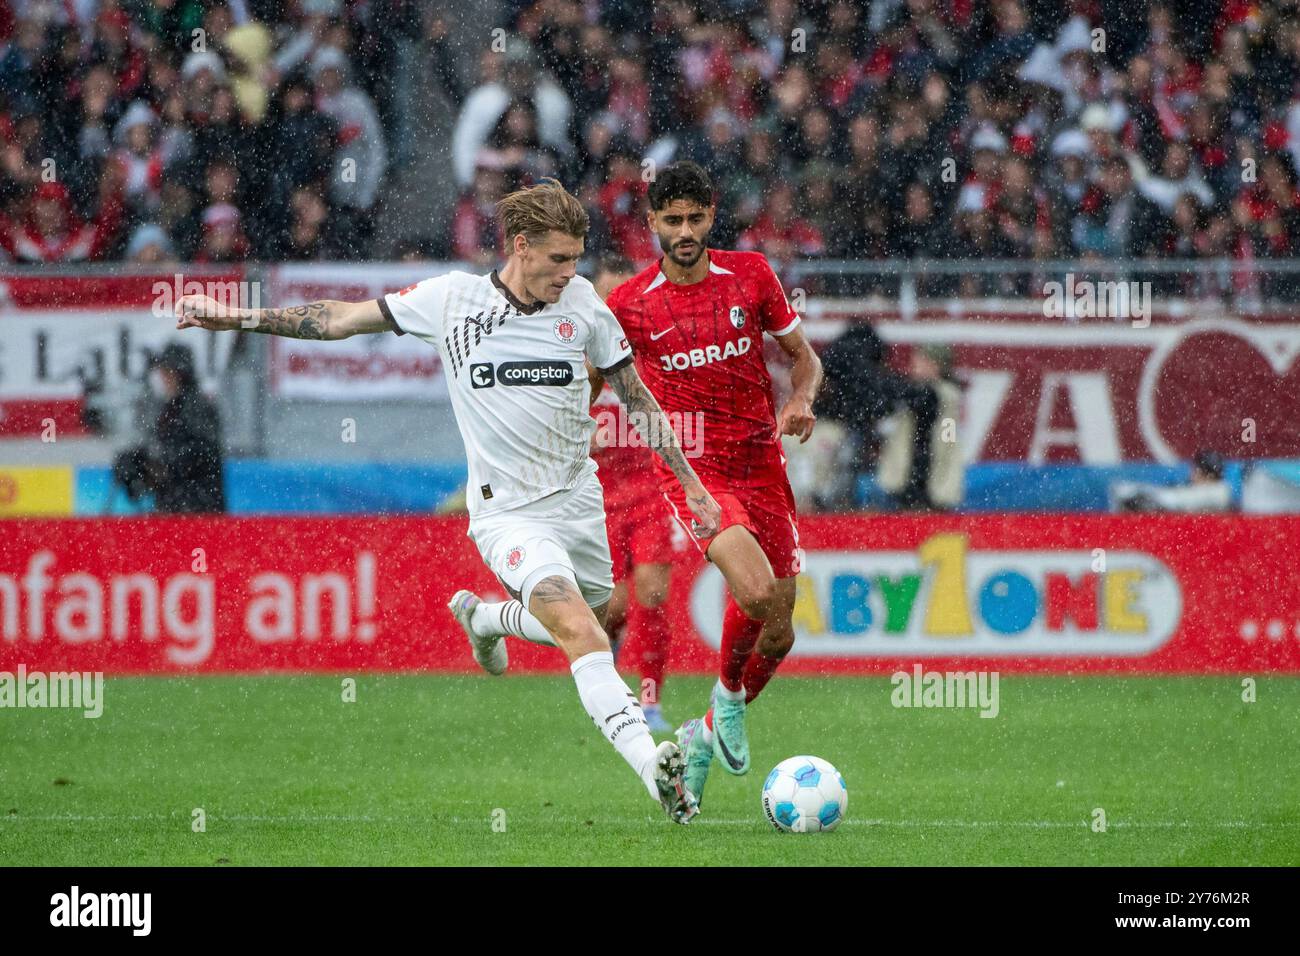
[662,235,707,268]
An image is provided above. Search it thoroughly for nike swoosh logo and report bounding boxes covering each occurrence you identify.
[603,706,631,724]
[715,729,745,771]
[649,327,674,341]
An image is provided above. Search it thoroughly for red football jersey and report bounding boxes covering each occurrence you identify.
[605,249,800,487]
[590,383,660,506]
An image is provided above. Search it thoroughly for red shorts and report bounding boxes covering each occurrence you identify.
[661,477,803,579]
[605,492,686,582]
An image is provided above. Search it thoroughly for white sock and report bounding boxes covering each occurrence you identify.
[570,651,659,800]
[471,600,557,647]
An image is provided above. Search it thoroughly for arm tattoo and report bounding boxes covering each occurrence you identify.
[244,302,332,339]
[603,363,701,490]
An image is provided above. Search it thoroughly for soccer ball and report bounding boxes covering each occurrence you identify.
[761,756,848,833]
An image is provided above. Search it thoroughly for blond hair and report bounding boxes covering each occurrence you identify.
[496,178,589,245]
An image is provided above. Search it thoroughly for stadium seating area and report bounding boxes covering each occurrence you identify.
[450,0,1300,271]
[2,1,1299,269]
[0,0,417,263]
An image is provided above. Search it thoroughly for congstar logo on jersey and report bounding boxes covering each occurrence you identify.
[658,336,752,371]
[470,361,574,388]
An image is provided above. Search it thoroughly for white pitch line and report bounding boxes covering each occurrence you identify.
[0,814,411,823]
[3,814,1298,830]
[693,819,1300,830]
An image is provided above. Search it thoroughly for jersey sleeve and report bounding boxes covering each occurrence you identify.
[755,256,801,336]
[585,289,635,373]
[376,275,449,340]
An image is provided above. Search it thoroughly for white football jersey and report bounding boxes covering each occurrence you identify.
[378,270,633,519]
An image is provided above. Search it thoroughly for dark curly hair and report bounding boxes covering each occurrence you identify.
[646,160,714,211]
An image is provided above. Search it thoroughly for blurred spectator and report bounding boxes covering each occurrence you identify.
[282,186,336,261]
[895,181,943,259]
[310,46,387,257]
[113,344,225,514]
[950,208,1015,293]
[125,222,177,264]
[1044,129,1091,253]
[451,37,573,189]
[0,177,123,262]
[1111,451,1232,513]
[799,162,838,249]
[264,72,337,252]
[1072,156,1160,258]
[737,180,825,261]
[596,143,657,265]
[272,0,345,82]
[993,155,1051,259]
[478,99,563,186]
[452,164,507,267]
[194,202,248,263]
[112,102,166,219]
[814,322,940,510]
[1126,142,1215,214]
[877,344,965,510]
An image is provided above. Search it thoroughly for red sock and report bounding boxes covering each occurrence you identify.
[742,650,785,704]
[629,597,671,706]
[719,595,762,693]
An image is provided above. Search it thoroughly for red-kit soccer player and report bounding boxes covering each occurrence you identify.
[588,253,687,733]
[599,161,823,810]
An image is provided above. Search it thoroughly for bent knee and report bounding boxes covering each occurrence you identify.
[734,578,777,620]
[632,567,671,608]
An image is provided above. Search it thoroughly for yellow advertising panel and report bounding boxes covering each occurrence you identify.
[0,467,74,516]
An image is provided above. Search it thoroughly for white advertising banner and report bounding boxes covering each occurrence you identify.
[267,264,454,402]
[0,308,235,399]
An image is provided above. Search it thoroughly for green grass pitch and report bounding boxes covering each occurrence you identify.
[2,674,1298,865]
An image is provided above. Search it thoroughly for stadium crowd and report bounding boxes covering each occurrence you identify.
[1,0,1299,277]
[449,0,1300,282]
[0,0,418,263]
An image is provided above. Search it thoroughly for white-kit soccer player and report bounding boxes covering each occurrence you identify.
[172,179,722,825]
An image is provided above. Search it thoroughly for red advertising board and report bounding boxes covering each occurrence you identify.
[1,515,1296,674]
[830,308,1300,464]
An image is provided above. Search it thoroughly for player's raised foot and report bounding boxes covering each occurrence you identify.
[653,740,698,824]
[643,703,673,734]
[448,589,507,676]
[676,717,713,810]
[711,691,750,775]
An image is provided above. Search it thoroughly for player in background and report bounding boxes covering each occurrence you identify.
[600,161,822,811]
[589,253,685,733]
[171,179,721,825]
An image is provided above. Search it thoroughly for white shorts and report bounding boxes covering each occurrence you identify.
[467,473,615,609]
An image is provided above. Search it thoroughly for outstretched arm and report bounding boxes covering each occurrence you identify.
[773,325,822,443]
[602,360,722,539]
[175,295,391,340]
